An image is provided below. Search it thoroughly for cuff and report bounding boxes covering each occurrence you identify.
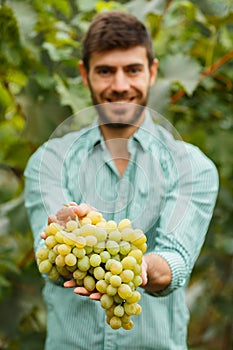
[147,251,187,297]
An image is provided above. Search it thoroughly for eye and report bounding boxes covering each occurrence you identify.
[127,65,143,75]
[96,67,113,76]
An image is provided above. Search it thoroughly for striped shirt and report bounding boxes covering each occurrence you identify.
[24,114,219,350]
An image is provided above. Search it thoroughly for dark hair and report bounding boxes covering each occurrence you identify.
[82,11,154,70]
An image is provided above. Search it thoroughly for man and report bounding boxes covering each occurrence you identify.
[24,11,219,350]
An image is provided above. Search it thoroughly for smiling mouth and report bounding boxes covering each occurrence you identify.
[106,97,135,103]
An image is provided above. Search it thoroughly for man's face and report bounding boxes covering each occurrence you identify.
[79,46,158,128]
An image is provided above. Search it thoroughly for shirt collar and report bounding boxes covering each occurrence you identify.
[132,112,157,152]
[87,111,158,152]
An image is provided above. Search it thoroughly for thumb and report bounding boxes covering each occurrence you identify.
[141,257,148,286]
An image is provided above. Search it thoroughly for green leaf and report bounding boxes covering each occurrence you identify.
[126,0,167,20]
[160,53,202,95]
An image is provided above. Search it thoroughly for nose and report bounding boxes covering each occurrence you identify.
[111,69,130,93]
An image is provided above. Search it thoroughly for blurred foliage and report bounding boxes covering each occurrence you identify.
[0,0,232,349]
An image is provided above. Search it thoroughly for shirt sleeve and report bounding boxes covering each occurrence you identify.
[150,143,219,297]
[24,139,73,254]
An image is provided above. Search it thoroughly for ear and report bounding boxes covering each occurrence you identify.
[78,60,89,87]
[149,58,159,87]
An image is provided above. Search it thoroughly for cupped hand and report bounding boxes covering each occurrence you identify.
[64,280,102,300]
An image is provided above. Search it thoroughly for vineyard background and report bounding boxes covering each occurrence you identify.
[0,0,232,349]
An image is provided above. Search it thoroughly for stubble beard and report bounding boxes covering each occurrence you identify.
[88,82,150,129]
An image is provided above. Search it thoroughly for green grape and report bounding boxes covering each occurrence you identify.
[93,266,105,280]
[83,275,96,291]
[122,319,134,330]
[106,305,115,318]
[64,253,77,266]
[114,294,124,304]
[137,242,147,253]
[67,265,77,272]
[100,294,114,309]
[36,247,49,260]
[104,271,113,283]
[105,220,117,233]
[79,224,96,237]
[128,249,143,264]
[55,254,66,267]
[96,279,108,293]
[106,240,120,255]
[128,281,135,291]
[114,305,124,317]
[86,235,98,247]
[87,210,103,224]
[55,231,64,243]
[109,260,123,275]
[45,222,63,236]
[80,217,92,226]
[111,254,121,262]
[93,241,105,254]
[109,316,122,329]
[90,254,101,267]
[48,266,59,281]
[75,279,84,286]
[120,269,134,283]
[126,290,141,304]
[85,246,93,254]
[133,263,142,275]
[132,275,142,287]
[58,244,71,256]
[106,284,118,296]
[110,275,122,288]
[78,256,90,271]
[121,256,137,270]
[135,303,142,315]
[105,259,115,271]
[121,228,135,242]
[73,269,87,280]
[45,235,57,249]
[74,236,86,249]
[39,259,52,273]
[100,251,111,263]
[108,230,122,242]
[119,241,131,255]
[72,247,86,258]
[131,229,147,246]
[56,265,71,278]
[118,218,132,232]
[121,312,131,324]
[118,284,132,299]
[95,228,107,242]
[63,232,77,245]
[53,244,60,254]
[124,302,138,316]
[48,250,57,264]
[66,220,78,231]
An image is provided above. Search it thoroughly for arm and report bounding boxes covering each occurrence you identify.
[141,144,219,296]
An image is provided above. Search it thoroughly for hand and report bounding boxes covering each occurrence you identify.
[64,280,102,300]
[140,254,172,293]
[48,202,93,226]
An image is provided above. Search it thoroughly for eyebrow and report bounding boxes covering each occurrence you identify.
[94,63,145,71]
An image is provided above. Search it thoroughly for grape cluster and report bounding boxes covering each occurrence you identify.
[36,209,147,330]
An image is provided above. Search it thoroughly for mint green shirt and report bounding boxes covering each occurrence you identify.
[24,115,218,350]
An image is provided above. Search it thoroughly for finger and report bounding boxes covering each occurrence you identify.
[48,215,57,224]
[89,292,102,300]
[74,287,91,296]
[73,203,91,217]
[140,259,148,286]
[69,202,78,206]
[40,232,47,240]
[64,280,76,288]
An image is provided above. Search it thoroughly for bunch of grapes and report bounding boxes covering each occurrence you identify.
[36,208,147,330]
